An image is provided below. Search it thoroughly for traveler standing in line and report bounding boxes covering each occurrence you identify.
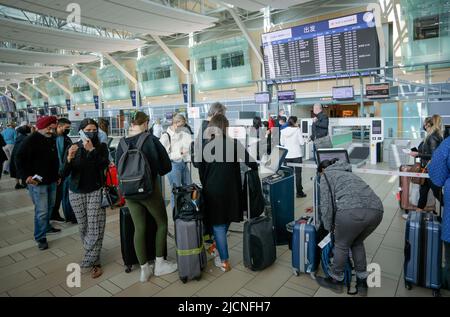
[160,114,192,211]
[311,103,329,141]
[51,118,76,223]
[0,133,7,180]
[63,118,109,278]
[151,118,163,139]
[201,114,258,272]
[248,116,264,161]
[281,116,306,198]
[1,122,16,175]
[192,102,227,187]
[116,111,177,282]
[314,159,384,296]
[16,116,61,251]
[98,117,113,162]
[427,134,450,290]
[262,121,272,156]
[9,124,31,189]
[278,116,288,130]
[408,115,443,219]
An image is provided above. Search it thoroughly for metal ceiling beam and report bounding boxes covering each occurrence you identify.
[150,35,189,75]
[70,66,99,90]
[42,74,73,97]
[102,53,137,85]
[24,80,49,99]
[7,84,32,102]
[0,90,16,103]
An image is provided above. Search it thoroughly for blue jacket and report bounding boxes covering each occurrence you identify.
[427,136,450,243]
[1,127,16,145]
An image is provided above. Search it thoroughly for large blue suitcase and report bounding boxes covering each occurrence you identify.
[404,211,442,297]
[292,218,318,276]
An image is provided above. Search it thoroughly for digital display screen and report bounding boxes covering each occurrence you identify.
[277,90,296,103]
[262,12,379,83]
[302,120,308,134]
[255,92,271,104]
[316,149,350,164]
[372,120,382,134]
[165,112,173,120]
[366,83,389,99]
[332,86,354,100]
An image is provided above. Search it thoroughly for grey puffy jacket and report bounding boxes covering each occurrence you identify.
[319,160,384,231]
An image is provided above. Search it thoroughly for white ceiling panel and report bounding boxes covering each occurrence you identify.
[0,18,145,52]
[0,63,66,74]
[223,0,315,11]
[0,0,218,36]
[0,73,40,80]
[0,48,98,65]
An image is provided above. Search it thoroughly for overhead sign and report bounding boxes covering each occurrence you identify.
[130,90,137,107]
[332,86,354,100]
[65,99,71,111]
[93,95,99,109]
[366,83,390,99]
[187,107,200,119]
[68,110,85,121]
[182,84,188,104]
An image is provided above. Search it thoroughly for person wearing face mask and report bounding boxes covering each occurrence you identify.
[406,115,444,219]
[9,124,31,190]
[50,118,76,223]
[16,116,61,251]
[160,114,193,211]
[62,118,109,278]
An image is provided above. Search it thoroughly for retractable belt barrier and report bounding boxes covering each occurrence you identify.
[284,163,430,179]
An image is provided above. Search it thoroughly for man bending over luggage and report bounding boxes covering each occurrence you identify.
[315,158,384,296]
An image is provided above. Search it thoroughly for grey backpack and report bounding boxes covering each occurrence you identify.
[117,132,153,200]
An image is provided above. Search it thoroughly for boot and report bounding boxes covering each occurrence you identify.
[154,257,177,276]
[316,276,344,294]
[140,263,153,283]
[356,278,368,297]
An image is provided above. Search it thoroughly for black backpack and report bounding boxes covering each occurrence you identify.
[117,132,153,200]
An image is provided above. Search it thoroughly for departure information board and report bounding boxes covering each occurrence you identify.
[262,12,379,82]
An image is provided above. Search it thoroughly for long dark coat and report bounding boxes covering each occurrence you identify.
[200,136,257,226]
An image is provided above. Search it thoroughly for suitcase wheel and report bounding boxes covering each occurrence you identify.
[293,269,299,277]
[125,265,132,273]
[432,289,441,297]
[180,276,188,284]
[404,281,412,290]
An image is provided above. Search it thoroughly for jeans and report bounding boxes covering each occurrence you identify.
[28,183,57,242]
[285,157,303,194]
[167,161,191,210]
[330,208,383,281]
[213,224,230,261]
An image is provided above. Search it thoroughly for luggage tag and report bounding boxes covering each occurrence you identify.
[318,233,332,249]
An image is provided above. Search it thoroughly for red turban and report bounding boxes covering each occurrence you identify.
[36,116,57,130]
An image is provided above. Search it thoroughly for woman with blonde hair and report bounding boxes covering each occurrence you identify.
[409,115,443,215]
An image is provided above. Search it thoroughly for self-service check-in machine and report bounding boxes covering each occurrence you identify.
[300,117,384,165]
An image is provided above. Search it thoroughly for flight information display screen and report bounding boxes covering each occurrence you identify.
[262,11,379,82]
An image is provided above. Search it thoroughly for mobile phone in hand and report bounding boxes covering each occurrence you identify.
[79,130,89,142]
[32,174,43,183]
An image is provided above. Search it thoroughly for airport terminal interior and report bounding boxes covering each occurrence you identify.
[0,0,450,298]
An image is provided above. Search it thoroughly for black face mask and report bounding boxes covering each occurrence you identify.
[84,132,99,145]
[63,129,71,136]
[423,125,427,132]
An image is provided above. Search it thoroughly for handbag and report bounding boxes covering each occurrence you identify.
[100,167,120,209]
[410,162,428,186]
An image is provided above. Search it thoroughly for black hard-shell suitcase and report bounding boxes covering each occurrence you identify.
[119,206,167,273]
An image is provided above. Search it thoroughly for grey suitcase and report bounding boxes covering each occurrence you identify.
[174,218,207,283]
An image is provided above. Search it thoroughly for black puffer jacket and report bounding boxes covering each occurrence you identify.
[418,131,443,167]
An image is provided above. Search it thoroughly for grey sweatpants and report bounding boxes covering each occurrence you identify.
[330,208,383,281]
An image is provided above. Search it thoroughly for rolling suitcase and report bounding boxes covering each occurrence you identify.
[404,211,442,297]
[119,207,166,273]
[172,183,207,283]
[291,216,318,276]
[243,171,276,271]
[398,165,435,212]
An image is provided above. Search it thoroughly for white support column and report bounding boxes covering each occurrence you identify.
[213,1,264,65]
[42,74,73,98]
[24,81,49,99]
[102,52,139,108]
[0,91,16,103]
[7,84,32,102]
[151,34,191,107]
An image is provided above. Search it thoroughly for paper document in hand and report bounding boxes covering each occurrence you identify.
[402,149,411,155]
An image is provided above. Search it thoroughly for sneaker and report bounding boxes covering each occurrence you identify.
[214,256,231,272]
[356,278,368,297]
[51,215,65,223]
[296,192,307,198]
[207,242,217,257]
[316,276,344,294]
[37,239,48,250]
[402,213,409,220]
[90,265,103,279]
[154,258,177,276]
[47,227,61,235]
[139,263,154,282]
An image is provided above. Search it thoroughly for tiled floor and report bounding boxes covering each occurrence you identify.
[0,167,448,298]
